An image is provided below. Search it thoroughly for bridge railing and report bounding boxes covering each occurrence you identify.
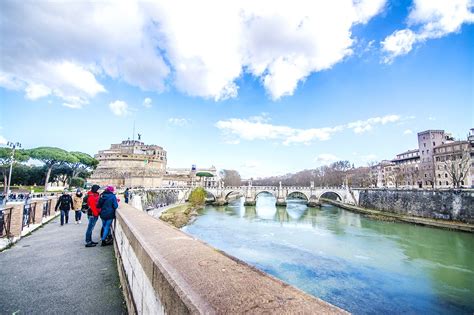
[0,197,59,250]
[0,206,13,238]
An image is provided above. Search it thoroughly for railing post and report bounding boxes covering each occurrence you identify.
[49,197,58,217]
[33,199,44,224]
[7,202,24,238]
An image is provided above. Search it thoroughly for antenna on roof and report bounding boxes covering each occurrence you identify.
[132,120,136,141]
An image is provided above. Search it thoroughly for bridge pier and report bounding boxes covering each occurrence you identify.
[276,197,286,207]
[307,197,321,207]
[244,196,256,206]
[214,196,227,206]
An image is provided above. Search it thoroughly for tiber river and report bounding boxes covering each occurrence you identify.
[182,193,474,314]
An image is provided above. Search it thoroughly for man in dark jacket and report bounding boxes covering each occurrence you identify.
[97,185,118,246]
[55,189,74,225]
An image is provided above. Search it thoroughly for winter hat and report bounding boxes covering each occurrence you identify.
[105,185,115,193]
[91,185,100,193]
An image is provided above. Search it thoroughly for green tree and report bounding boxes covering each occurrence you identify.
[50,164,73,186]
[70,177,85,188]
[69,151,98,178]
[189,187,206,208]
[28,147,78,192]
[0,148,30,193]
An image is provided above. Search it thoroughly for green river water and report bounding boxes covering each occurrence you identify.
[182,194,474,314]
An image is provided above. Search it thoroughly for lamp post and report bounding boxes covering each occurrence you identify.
[6,141,21,200]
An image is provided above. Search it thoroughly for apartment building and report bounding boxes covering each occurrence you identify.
[374,129,473,189]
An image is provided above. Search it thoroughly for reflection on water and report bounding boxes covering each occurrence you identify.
[182,195,474,314]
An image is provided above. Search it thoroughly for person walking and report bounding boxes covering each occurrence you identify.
[97,186,118,246]
[124,188,130,204]
[85,185,101,247]
[72,189,83,224]
[55,189,74,226]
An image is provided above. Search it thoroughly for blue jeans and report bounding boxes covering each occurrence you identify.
[75,211,82,222]
[101,218,113,241]
[85,216,98,244]
[60,210,69,225]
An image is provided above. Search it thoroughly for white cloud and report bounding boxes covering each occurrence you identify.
[403,129,413,135]
[168,118,190,126]
[315,153,340,166]
[382,0,474,63]
[346,114,400,134]
[25,83,51,100]
[0,135,7,145]
[143,97,152,108]
[109,100,129,116]
[381,29,417,63]
[0,0,387,103]
[216,114,401,145]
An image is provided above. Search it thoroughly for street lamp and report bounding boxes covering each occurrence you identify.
[6,141,21,201]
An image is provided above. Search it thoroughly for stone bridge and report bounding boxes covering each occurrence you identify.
[205,184,356,207]
[131,184,358,208]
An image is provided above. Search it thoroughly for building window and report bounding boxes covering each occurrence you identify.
[439,181,441,186]
[446,181,449,185]
[445,173,448,178]
[433,142,436,146]
[438,174,441,178]
[424,174,427,177]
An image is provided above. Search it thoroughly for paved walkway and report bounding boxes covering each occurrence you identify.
[0,215,126,314]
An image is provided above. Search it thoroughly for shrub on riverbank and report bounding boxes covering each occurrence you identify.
[189,187,206,208]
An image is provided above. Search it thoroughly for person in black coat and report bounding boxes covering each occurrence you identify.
[97,186,118,246]
[55,189,74,225]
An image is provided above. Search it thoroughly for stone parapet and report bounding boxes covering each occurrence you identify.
[33,199,44,224]
[114,203,347,314]
[6,202,23,238]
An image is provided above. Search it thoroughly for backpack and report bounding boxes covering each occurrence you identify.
[82,195,91,215]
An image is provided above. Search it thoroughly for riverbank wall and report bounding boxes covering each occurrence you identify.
[113,202,347,314]
[322,193,474,232]
[356,189,474,224]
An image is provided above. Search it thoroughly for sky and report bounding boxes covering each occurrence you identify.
[0,0,473,178]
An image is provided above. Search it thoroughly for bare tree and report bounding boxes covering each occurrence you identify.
[444,144,471,188]
[220,169,242,186]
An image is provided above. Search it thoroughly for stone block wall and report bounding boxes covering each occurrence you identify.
[358,189,474,223]
[114,203,347,314]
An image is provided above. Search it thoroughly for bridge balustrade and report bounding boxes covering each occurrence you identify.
[0,207,13,238]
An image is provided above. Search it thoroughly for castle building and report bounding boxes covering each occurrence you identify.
[90,140,167,187]
[90,140,220,188]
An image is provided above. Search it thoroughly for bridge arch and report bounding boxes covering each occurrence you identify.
[286,191,310,201]
[204,190,217,202]
[224,190,243,201]
[255,190,276,199]
[319,191,342,201]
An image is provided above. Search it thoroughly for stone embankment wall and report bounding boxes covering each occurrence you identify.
[113,203,347,314]
[358,189,474,223]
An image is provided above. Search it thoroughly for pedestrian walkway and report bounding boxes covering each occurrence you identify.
[0,216,126,314]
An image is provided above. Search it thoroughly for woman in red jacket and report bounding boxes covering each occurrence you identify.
[85,184,101,247]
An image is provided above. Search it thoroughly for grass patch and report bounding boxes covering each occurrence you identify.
[160,203,199,228]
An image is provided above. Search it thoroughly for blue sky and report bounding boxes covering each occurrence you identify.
[0,1,473,178]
